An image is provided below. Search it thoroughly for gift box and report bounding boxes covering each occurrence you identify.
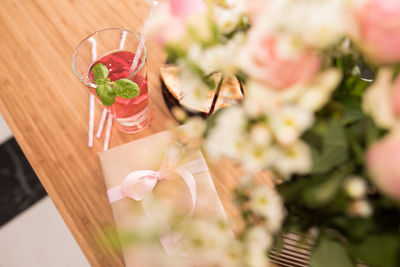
[98,129,227,266]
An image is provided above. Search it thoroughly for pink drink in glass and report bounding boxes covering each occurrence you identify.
[72,28,153,133]
[88,51,152,133]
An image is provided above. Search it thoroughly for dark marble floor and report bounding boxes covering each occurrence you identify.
[0,138,46,227]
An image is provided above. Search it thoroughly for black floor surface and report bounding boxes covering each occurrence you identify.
[0,138,46,226]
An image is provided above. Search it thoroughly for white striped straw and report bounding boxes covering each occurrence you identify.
[120,30,128,50]
[96,108,108,138]
[88,37,98,147]
[88,94,95,147]
[103,113,113,151]
[129,1,158,74]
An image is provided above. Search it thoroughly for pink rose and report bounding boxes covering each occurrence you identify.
[355,0,400,64]
[367,131,400,201]
[247,0,268,23]
[152,17,186,45]
[169,0,206,18]
[391,74,400,117]
[149,0,207,46]
[243,29,320,90]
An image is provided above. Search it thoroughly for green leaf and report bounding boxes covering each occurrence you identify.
[346,129,365,165]
[96,83,116,106]
[366,118,386,147]
[92,63,109,83]
[278,177,309,203]
[331,217,375,241]
[342,97,365,125]
[302,163,354,208]
[165,45,187,63]
[310,236,354,267]
[310,119,348,174]
[114,79,140,99]
[350,234,400,267]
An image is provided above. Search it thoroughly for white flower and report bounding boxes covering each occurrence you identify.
[171,107,188,122]
[205,129,246,160]
[270,140,312,179]
[184,220,229,251]
[242,144,271,173]
[188,34,245,74]
[348,200,373,218]
[187,13,215,43]
[250,123,272,147]
[363,68,397,129]
[344,176,367,199]
[269,105,314,146]
[183,117,206,138]
[205,106,247,159]
[183,219,238,267]
[274,68,341,112]
[225,239,243,267]
[244,249,270,267]
[295,69,342,112]
[244,80,280,118]
[175,117,206,148]
[295,0,348,49]
[243,227,271,267]
[245,226,272,253]
[249,186,285,233]
[214,4,244,34]
[178,63,212,112]
[254,0,348,49]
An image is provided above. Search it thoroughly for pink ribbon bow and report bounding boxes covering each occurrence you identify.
[106,145,208,256]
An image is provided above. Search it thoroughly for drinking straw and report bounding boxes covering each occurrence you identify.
[96,108,108,138]
[120,30,128,50]
[88,37,98,147]
[104,114,113,151]
[88,94,95,147]
[129,0,159,74]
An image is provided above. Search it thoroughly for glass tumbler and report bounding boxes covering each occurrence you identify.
[72,28,153,133]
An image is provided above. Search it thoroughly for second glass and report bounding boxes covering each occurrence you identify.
[72,28,153,133]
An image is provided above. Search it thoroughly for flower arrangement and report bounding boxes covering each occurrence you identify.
[147,0,400,266]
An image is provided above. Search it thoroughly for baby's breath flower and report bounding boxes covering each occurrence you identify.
[249,186,285,233]
[348,200,373,218]
[250,123,272,147]
[344,176,367,199]
[245,226,272,253]
[205,106,247,159]
[269,105,314,146]
[270,140,312,179]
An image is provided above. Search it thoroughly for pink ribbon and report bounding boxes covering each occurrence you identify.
[106,146,208,255]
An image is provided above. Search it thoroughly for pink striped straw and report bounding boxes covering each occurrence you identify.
[103,113,113,151]
[88,36,97,148]
[88,94,95,147]
[129,1,158,74]
[96,108,109,138]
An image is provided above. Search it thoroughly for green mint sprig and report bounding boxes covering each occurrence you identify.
[92,63,140,106]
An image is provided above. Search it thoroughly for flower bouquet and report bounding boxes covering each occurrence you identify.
[145,0,400,266]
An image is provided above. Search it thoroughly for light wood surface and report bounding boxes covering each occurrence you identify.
[0,1,259,266]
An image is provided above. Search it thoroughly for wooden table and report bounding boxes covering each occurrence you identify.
[0,1,249,266]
